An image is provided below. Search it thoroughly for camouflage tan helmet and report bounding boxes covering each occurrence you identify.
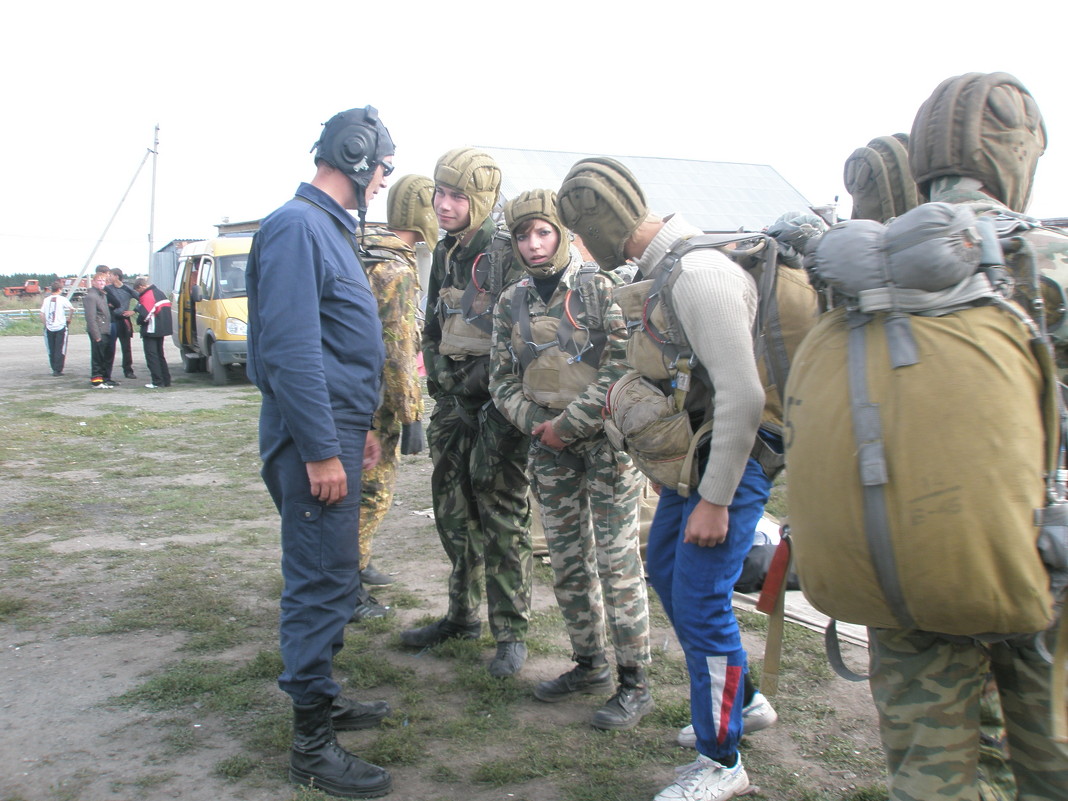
[844,134,920,223]
[557,157,649,270]
[387,174,438,247]
[434,148,502,241]
[503,189,571,278]
[909,72,1046,213]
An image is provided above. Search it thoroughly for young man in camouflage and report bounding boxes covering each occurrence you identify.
[489,189,652,729]
[349,175,435,620]
[400,148,533,678]
[862,71,1068,801]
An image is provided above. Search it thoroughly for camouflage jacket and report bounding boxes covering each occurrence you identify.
[489,250,628,444]
[422,217,525,403]
[359,227,424,426]
[930,177,1068,372]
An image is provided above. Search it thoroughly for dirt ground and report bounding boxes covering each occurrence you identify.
[0,334,885,801]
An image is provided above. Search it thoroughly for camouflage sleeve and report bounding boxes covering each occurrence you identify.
[552,276,630,444]
[421,247,465,399]
[369,258,424,425]
[489,282,554,434]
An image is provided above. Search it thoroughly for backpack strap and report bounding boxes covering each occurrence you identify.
[847,310,918,631]
[557,264,608,368]
[513,280,556,372]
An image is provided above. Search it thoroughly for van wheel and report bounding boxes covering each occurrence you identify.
[182,352,205,373]
[211,348,228,386]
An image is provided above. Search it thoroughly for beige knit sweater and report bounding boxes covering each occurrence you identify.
[633,215,764,505]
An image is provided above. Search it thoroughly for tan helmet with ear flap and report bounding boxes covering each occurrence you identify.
[433,148,502,241]
[909,72,1046,213]
[557,157,648,270]
[504,189,571,278]
[387,174,438,248]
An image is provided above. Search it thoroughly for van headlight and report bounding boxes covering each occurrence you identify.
[226,318,247,336]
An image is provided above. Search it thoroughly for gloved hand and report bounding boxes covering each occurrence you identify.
[401,421,425,455]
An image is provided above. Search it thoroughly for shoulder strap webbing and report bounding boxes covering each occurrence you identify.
[459,230,512,334]
[513,266,609,372]
[847,310,918,631]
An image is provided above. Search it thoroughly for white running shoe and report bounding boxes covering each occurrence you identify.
[676,692,778,748]
[654,754,749,801]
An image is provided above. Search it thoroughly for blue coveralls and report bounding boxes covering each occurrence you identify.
[645,444,774,765]
[247,183,385,704]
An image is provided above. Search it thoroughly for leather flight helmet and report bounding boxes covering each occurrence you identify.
[312,105,395,215]
[387,174,438,248]
[909,72,1046,213]
[433,148,502,242]
[557,157,648,270]
[503,189,571,278]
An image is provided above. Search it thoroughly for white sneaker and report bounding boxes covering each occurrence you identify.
[654,754,749,801]
[676,693,778,748]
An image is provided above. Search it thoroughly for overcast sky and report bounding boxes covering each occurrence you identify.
[3,0,1063,279]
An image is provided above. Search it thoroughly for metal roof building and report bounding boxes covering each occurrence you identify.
[481,146,813,233]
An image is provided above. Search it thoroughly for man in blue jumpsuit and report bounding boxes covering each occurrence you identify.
[246,106,395,799]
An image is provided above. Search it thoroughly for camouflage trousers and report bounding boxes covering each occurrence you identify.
[528,435,650,668]
[358,414,401,571]
[868,619,1068,801]
[427,397,532,642]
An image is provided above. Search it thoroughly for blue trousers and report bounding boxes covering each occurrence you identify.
[646,456,771,763]
[259,398,367,704]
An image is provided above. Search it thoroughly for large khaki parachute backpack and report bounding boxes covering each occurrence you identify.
[784,202,1064,641]
[604,230,818,493]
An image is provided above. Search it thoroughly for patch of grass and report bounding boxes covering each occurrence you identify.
[0,593,28,620]
[213,754,260,780]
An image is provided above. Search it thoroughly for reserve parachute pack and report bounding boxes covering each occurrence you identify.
[784,201,1064,640]
[604,231,819,493]
[437,227,514,358]
[507,263,610,410]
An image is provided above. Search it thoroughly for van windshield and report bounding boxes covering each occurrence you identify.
[217,254,248,298]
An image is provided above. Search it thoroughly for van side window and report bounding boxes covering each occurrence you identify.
[198,258,216,301]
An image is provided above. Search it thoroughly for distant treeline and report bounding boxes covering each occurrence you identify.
[0,273,62,287]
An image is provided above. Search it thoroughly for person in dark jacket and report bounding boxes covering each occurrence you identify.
[83,272,113,388]
[132,277,172,388]
[246,106,394,799]
[106,268,139,379]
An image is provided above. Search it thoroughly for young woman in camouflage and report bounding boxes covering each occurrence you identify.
[489,189,653,730]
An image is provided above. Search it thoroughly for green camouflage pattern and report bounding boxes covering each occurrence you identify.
[356,229,424,570]
[529,438,648,665]
[427,397,532,641]
[423,218,526,401]
[422,212,533,643]
[490,254,648,666]
[868,622,1068,801]
[928,180,1068,373]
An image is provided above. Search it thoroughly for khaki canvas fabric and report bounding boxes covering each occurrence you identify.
[784,305,1053,635]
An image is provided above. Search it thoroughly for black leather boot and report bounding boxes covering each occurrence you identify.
[591,666,654,731]
[290,697,392,798]
[331,695,391,731]
[533,653,613,702]
[399,617,481,648]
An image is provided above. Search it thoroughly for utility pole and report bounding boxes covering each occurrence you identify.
[147,124,159,276]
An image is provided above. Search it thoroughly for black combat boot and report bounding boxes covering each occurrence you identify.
[533,653,613,702]
[331,695,391,732]
[290,697,392,798]
[591,665,654,731]
[399,617,481,648]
